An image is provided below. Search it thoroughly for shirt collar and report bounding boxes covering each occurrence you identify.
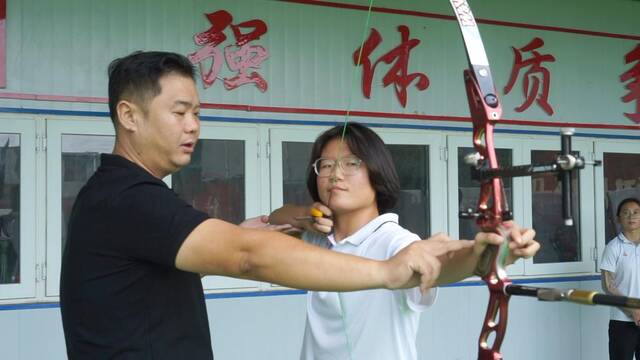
[101,153,160,179]
[327,213,399,247]
[618,232,640,245]
[101,153,144,171]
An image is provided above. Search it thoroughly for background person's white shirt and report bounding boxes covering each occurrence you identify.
[300,213,437,360]
[600,232,640,322]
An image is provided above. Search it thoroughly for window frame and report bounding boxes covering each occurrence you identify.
[45,117,115,297]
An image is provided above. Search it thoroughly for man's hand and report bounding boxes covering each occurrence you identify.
[503,222,539,264]
[471,222,539,265]
[239,215,295,232]
[382,233,474,294]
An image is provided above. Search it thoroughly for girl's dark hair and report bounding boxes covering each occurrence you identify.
[306,122,400,213]
[617,197,640,216]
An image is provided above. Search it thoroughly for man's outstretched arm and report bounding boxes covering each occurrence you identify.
[175,218,473,293]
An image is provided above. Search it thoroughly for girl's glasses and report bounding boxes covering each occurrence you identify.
[313,156,363,177]
[619,210,640,218]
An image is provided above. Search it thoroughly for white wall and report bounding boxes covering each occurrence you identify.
[0,0,636,358]
[0,279,609,360]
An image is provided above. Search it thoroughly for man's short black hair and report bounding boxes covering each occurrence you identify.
[107,51,196,126]
[306,122,400,214]
[617,197,640,216]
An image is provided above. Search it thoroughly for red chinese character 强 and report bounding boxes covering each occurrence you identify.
[354,26,429,108]
[621,44,640,124]
[504,37,556,115]
[188,10,269,92]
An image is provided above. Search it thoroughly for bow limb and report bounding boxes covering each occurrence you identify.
[449,1,510,359]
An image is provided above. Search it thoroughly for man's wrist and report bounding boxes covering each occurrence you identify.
[377,260,394,290]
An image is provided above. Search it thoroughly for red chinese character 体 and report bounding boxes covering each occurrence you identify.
[621,44,640,124]
[354,25,429,108]
[503,37,556,115]
[188,10,269,92]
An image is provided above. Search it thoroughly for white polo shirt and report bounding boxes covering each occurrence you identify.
[600,232,640,322]
[300,213,438,360]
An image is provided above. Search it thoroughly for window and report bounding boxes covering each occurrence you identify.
[594,140,640,254]
[173,124,262,291]
[456,147,514,241]
[269,127,327,212]
[523,137,595,274]
[173,139,247,224]
[0,117,36,300]
[60,135,114,249]
[282,141,314,206]
[530,150,581,264]
[379,130,445,237]
[0,133,20,285]
[45,119,115,297]
[447,134,524,276]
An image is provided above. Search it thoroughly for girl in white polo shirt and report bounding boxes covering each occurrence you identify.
[270,122,539,360]
[601,197,640,360]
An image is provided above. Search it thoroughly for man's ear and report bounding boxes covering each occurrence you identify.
[115,100,139,132]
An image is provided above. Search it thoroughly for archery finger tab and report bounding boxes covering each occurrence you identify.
[310,207,323,218]
[294,207,329,222]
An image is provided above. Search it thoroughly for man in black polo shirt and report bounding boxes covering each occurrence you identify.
[59,51,537,359]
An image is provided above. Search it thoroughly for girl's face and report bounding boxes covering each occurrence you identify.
[618,201,640,233]
[316,138,377,216]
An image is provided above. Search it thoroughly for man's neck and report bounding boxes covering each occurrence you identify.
[332,207,380,242]
[112,141,164,179]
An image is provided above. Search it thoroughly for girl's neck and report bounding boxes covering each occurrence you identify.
[333,207,380,242]
[623,228,640,244]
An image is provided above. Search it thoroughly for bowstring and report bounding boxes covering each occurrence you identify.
[336,0,375,165]
[336,1,375,359]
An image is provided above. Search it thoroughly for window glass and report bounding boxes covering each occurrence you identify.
[457,147,513,240]
[282,142,314,205]
[173,139,246,224]
[531,150,581,263]
[61,134,114,250]
[388,144,430,237]
[0,134,20,284]
[602,152,640,243]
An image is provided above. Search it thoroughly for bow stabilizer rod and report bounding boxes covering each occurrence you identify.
[506,284,640,308]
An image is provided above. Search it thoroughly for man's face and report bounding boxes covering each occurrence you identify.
[135,74,201,177]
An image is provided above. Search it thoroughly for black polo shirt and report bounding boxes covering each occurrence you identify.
[60,154,213,359]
